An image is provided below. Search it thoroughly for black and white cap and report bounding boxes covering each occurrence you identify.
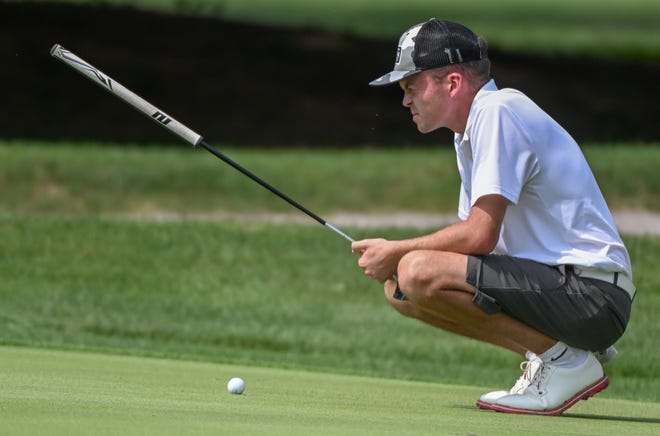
[370,19,487,87]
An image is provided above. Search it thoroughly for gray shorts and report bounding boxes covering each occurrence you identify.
[466,255,631,351]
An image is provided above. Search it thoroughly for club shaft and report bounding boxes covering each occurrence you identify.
[199,140,353,242]
[323,222,355,243]
[51,44,353,243]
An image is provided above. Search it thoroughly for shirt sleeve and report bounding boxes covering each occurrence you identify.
[469,103,539,206]
[458,183,470,221]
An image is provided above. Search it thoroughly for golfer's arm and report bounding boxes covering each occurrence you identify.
[399,194,507,255]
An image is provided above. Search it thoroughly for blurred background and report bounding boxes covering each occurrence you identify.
[1,0,659,407]
[2,0,659,147]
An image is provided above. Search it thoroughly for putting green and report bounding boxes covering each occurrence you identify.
[1,346,657,435]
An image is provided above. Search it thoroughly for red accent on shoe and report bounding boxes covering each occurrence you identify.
[476,375,609,416]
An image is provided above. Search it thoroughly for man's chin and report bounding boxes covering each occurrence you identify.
[414,122,428,133]
[416,124,441,134]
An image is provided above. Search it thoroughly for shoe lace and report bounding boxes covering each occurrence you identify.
[510,359,540,394]
[528,363,551,396]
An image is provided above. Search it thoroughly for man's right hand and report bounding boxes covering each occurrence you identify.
[352,238,403,283]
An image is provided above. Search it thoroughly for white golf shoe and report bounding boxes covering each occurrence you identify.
[477,357,542,405]
[479,352,608,416]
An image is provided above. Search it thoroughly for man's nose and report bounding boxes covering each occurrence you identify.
[402,92,412,107]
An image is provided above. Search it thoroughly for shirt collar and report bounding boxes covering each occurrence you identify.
[455,79,498,145]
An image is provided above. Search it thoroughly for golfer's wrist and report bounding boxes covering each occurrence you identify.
[391,239,414,261]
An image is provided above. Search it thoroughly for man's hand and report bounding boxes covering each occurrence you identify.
[351,195,507,283]
[352,238,403,282]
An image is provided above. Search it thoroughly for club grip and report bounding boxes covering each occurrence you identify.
[50,44,203,146]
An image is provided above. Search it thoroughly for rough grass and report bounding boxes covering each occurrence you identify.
[1,141,658,215]
[0,141,657,403]
[0,216,657,402]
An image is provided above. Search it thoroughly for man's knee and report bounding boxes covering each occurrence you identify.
[397,250,468,301]
[397,250,437,301]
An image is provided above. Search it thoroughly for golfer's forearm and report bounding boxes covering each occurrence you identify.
[397,220,496,255]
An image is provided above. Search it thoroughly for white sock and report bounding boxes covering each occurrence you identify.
[525,350,539,361]
[538,341,587,368]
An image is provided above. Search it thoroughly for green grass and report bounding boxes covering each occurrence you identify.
[0,216,657,402]
[2,346,659,436]
[29,0,660,60]
[0,141,658,434]
[1,141,659,215]
[0,141,458,215]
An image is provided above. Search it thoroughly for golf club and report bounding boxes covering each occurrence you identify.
[50,44,407,300]
[50,44,354,244]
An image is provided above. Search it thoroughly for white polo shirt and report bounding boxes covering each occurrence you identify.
[455,80,632,276]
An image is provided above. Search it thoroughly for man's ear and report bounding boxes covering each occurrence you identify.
[447,72,462,96]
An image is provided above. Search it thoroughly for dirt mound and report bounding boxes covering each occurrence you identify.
[2,2,659,146]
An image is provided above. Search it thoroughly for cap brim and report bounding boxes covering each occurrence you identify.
[369,69,421,87]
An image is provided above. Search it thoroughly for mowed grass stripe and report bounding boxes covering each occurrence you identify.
[2,346,659,436]
[0,216,658,401]
[1,141,659,214]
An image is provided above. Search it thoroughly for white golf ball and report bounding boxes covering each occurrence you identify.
[227,377,245,395]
